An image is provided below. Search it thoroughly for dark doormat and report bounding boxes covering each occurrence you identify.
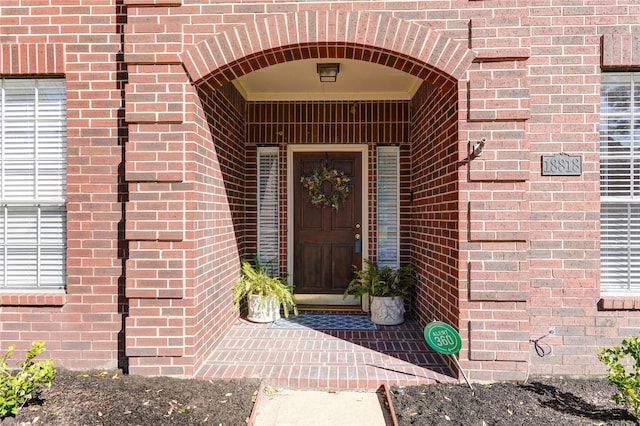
[267,314,380,330]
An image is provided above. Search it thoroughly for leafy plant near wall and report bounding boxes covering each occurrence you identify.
[0,341,56,417]
[598,336,640,419]
[232,257,298,318]
[343,259,415,300]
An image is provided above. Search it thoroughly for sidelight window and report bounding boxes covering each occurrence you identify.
[257,147,279,268]
[377,146,399,268]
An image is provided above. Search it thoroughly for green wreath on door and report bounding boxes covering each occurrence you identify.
[300,166,351,210]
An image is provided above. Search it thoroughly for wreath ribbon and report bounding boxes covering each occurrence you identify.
[300,166,351,210]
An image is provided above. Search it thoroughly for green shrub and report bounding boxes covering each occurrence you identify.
[598,336,640,419]
[0,341,56,416]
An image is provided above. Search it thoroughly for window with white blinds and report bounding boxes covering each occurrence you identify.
[0,78,67,290]
[377,146,399,268]
[257,147,279,270]
[601,72,640,295]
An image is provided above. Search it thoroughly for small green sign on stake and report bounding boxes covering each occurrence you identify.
[424,321,462,355]
[424,321,473,389]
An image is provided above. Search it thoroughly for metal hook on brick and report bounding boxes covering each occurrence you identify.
[471,138,486,157]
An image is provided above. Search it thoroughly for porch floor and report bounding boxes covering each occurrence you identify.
[196,313,457,390]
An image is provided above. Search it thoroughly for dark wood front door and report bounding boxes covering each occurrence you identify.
[293,151,362,294]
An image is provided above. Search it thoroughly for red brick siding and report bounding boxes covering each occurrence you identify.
[524,0,633,378]
[187,84,247,376]
[244,100,412,268]
[468,62,530,122]
[601,34,640,69]
[1,0,639,382]
[459,128,532,381]
[123,60,192,374]
[124,81,246,376]
[410,82,460,336]
[0,5,125,369]
[179,10,473,90]
[0,44,65,75]
[121,6,471,377]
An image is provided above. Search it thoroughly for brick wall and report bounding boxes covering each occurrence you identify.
[410,82,460,335]
[2,0,639,382]
[0,3,125,369]
[187,84,247,376]
[244,100,412,267]
[124,76,246,376]
[525,2,640,378]
[458,1,533,381]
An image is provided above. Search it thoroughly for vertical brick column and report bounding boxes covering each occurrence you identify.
[122,2,247,377]
[123,3,193,376]
[459,4,531,381]
[526,1,603,377]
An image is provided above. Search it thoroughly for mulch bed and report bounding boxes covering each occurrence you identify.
[1,369,639,425]
[390,377,638,425]
[0,369,259,426]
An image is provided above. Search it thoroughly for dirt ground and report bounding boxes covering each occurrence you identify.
[390,377,639,425]
[0,369,259,426]
[1,369,639,425]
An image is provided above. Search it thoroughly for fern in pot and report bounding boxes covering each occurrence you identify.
[343,259,415,325]
[232,257,298,323]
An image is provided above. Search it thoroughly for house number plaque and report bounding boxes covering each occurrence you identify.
[541,153,582,176]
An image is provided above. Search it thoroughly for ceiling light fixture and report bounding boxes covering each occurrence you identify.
[317,63,340,82]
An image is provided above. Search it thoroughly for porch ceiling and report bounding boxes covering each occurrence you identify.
[232,58,423,102]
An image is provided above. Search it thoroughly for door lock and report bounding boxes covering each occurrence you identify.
[355,223,361,229]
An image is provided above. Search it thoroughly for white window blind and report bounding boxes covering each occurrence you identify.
[0,78,66,290]
[377,146,399,268]
[257,147,279,270]
[601,72,640,295]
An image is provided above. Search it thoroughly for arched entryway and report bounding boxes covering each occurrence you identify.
[124,10,474,379]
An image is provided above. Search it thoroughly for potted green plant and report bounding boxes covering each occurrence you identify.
[343,259,415,325]
[232,257,298,323]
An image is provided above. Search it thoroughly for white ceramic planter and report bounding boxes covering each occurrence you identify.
[370,296,405,325]
[247,294,281,323]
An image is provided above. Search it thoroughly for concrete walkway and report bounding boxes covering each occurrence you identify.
[252,387,393,426]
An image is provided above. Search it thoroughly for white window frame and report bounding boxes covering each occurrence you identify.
[600,72,640,295]
[377,146,400,268]
[0,78,67,290]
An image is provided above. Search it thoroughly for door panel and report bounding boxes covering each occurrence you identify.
[294,151,362,294]
[332,244,355,292]
[299,243,324,290]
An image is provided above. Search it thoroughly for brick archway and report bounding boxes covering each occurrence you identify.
[180,11,475,90]
[123,10,476,378]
